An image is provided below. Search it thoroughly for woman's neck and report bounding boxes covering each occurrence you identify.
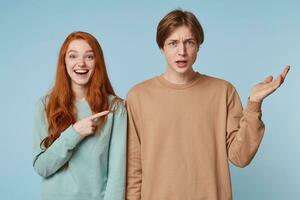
[72,84,87,101]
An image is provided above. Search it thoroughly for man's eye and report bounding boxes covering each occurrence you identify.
[187,40,195,45]
[186,40,196,48]
[169,41,177,47]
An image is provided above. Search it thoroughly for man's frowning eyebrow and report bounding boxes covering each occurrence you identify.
[166,37,196,42]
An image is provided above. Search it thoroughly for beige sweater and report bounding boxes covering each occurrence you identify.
[126,73,265,200]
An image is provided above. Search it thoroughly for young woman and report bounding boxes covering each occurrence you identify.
[32,31,126,200]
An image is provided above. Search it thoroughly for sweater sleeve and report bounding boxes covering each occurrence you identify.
[32,99,83,178]
[226,86,265,168]
[104,101,127,200]
[126,92,142,200]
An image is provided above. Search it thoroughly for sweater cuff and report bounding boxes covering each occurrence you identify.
[246,98,262,112]
[60,125,84,149]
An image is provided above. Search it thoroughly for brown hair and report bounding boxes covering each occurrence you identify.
[41,31,117,149]
[156,9,204,49]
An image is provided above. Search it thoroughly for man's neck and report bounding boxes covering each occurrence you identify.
[163,68,196,84]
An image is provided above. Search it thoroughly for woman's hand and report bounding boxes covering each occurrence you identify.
[73,110,110,137]
[249,65,290,103]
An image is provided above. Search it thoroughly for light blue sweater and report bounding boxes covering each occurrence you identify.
[32,96,127,200]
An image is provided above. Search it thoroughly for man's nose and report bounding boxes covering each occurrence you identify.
[177,42,187,56]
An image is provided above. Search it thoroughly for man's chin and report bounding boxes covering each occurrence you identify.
[174,66,192,74]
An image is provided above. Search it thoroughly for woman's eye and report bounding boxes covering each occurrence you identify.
[69,54,76,59]
[86,55,94,60]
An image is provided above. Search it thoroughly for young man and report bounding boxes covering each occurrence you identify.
[126,9,290,200]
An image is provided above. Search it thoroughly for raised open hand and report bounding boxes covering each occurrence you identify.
[249,65,290,103]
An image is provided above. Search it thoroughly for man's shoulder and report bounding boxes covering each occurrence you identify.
[127,76,158,97]
[201,73,235,90]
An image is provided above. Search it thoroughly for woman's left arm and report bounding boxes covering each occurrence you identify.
[104,101,127,200]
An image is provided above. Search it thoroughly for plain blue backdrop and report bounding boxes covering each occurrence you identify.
[0,1,299,199]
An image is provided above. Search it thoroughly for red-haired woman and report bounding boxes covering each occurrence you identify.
[32,31,126,200]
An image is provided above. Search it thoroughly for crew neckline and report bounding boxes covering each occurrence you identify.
[157,72,203,89]
[74,94,115,104]
[76,98,86,102]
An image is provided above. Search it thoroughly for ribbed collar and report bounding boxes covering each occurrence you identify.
[157,72,203,89]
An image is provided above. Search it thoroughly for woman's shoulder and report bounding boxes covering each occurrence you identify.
[34,95,48,111]
[108,94,126,114]
[33,96,49,122]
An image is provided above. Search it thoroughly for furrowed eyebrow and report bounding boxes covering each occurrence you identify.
[166,38,195,42]
[167,39,178,42]
[184,38,196,42]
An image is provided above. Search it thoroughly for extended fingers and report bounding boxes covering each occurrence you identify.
[89,110,110,120]
[263,76,273,83]
[280,65,290,79]
[264,65,290,89]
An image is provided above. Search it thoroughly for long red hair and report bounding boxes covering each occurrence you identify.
[42,31,116,149]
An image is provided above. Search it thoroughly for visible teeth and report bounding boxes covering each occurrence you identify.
[74,69,88,73]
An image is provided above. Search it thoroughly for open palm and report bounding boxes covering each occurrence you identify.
[250,66,290,102]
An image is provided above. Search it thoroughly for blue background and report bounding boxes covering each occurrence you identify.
[0,0,299,199]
